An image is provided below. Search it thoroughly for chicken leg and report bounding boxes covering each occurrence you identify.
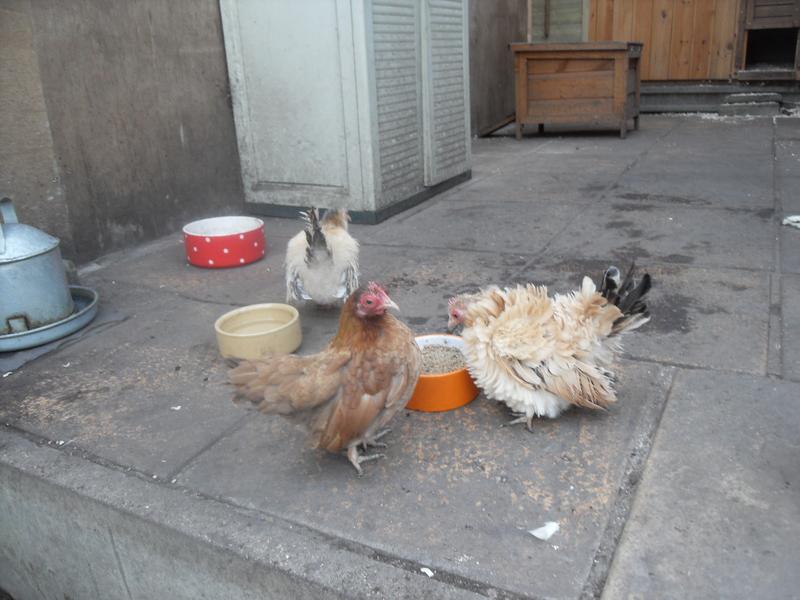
[347,443,385,476]
[360,427,392,451]
[501,413,535,432]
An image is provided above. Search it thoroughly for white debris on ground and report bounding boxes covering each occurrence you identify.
[783,216,800,229]
[662,109,800,122]
[420,567,434,577]
[664,112,759,122]
[529,521,560,541]
[170,405,182,411]
[2,371,12,378]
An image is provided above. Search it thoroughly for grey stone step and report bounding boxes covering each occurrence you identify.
[718,101,781,116]
[723,92,783,104]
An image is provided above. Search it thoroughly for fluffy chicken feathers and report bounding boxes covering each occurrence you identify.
[285,207,359,306]
[448,266,651,428]
[230,282,421,474]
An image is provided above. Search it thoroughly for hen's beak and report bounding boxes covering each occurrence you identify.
[384,298,400,312]
[447,320,463,335]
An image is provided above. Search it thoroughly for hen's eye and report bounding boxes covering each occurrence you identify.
[365,299,374,305]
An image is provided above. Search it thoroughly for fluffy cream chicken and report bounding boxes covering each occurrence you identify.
[285,207,359,306]
[447,266,651,430]
[229,282,421,474]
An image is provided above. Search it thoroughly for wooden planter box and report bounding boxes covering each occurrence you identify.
[511,42,642,139]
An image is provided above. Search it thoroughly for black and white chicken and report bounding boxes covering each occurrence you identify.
[285,207,359,307]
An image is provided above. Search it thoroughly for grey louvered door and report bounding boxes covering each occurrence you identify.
[371,0,424,205]
[421,0,471,186]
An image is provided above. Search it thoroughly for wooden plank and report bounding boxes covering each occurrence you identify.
[528,57,614,73]
[527,97,614,115]
[527,72,614,99]
[512,41,637,51]
[595,0,614,40]
[734,0,749,70]
[614,0,636,40]
[753,4,796,19]
[613,53,627,113]
[632,0,655,79]
[709,0,739,79]
[669,0,697,79]
[528,0,534,42]
[650,0,675,79]
[690,0,716,78]
[478,113,516,137]
[797,20,800,75]
[516,55,528,125]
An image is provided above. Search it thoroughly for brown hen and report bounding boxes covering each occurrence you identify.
[229,282,421,474]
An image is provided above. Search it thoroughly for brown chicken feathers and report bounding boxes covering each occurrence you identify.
[229,282,421,474]
[447,265,651,430]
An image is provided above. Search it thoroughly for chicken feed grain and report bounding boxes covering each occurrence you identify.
[421,345,466,374]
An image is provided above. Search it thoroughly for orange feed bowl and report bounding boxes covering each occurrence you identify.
[407,334,480,412]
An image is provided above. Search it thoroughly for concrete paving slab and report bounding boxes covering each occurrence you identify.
[470,116,677,180]
[0,280,244,479]
[774,136,800,215]
[614,117,775,211]
[358,192,576,255]
[460,156,633,205]
[515,259,770,375]
[0,114,795,598]
[78,218,385,308]
[0,301,127,375]
[178,362,674,599]
[0,430,484,600]
[82,236,286,307]
[543,196,775,271]
[602,370,800,600]
[782,226,800,274]
[782,275,800,381]
[775,116,800,140]
[292,245,536,355]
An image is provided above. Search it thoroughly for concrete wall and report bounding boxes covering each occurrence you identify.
[0,0,73,256]
[2,0,244,262]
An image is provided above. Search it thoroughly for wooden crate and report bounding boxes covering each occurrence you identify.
[511,42,642,139]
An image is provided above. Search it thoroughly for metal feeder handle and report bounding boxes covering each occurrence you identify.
[0,197,19,255]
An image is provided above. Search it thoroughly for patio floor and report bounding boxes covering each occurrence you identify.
[1,114,799,599]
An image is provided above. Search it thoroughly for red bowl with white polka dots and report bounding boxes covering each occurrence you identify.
[182,216,266,268]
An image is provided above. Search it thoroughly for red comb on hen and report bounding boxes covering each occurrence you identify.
[367,281,388,295]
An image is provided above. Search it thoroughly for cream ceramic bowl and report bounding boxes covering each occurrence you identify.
[214,303,302,359]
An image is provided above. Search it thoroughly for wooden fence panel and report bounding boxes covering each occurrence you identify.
[632,0,655,79]
[589,0,741,79]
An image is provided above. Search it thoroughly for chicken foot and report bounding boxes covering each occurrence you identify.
[501,413,535,432]
[347,443,386,476]
[359,427,392,451]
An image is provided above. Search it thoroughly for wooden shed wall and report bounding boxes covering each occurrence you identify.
[528,0,585,41]
[589,0,742,80]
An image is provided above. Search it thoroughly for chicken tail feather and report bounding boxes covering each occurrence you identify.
[601,263,652,335]
[302,207,329,264]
